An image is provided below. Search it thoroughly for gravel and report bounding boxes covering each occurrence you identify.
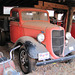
[0,44,75,75]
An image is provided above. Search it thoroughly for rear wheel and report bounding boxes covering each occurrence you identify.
[19,45,36,74]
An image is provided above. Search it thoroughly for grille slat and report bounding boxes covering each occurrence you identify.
[52,37,64,46]
[52,36,64,38]
[53,44,64,48]
[52,30,64,56]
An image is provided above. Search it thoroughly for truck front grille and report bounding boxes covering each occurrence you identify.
[52,30,64,56]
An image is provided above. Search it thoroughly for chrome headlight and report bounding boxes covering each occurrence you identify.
[66,32,71,39]
[37,33,45,42]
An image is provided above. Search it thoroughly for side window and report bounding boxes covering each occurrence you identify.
[12,11,19,22]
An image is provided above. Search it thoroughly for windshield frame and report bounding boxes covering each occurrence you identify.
[20,10,50,22]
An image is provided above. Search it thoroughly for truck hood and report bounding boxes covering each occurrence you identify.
[22,21,62,31]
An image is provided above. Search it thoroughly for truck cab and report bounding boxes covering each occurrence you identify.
[10,8,50,43]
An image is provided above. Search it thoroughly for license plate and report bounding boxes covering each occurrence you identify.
[38,52,49,61]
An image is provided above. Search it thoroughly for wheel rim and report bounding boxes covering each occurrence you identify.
[20,49,29,72]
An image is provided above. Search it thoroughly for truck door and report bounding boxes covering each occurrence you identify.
[10,11,20,43]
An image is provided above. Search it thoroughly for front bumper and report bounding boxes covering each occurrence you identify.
[36,55,75,66]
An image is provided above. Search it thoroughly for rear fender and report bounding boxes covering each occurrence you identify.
[13,36,51,59]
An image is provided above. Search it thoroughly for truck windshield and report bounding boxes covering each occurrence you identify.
[21,11,48,21]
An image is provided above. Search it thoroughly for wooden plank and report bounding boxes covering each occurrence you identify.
[34,5,46,9]
[72,7,75,12]
[34,5,46,10]
[46,7,53,10]
[34,5,53,10]
[38,1,43,6]
[34,1,69,10]
[34,5,42,9]
[69,7,75,32]
[40,6,46,9]
[65,10,69,32]
[44,2,69,10]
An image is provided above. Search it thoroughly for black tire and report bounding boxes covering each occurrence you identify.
[61,53,73,63]
[0,31,6,46]
[65,53,73,63]
[19,45,36,74]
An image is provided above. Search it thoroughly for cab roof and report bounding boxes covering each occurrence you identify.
[11,7,48,13]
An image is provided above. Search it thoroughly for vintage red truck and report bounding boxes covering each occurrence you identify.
[0,8,75,74]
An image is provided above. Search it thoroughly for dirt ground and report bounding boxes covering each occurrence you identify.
[0,44,75,75]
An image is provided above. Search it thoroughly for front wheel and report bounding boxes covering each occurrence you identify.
[19,45,36,74]
[61,53,73,63]
[65,53,73,63]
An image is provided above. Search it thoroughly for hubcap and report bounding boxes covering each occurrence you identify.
[20,50,28,66]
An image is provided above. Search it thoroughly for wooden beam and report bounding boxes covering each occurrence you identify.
[34,1,69,10]
[34,5,53,10]
[38,1,43,6]
[65,10,69,32]
[34,5,42,9]
[44,2,69,10]
[68,7,75,32]
[72,7,75,12]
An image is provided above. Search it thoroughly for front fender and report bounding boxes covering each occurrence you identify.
[13,36,51,59]
[64,37,75,56]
